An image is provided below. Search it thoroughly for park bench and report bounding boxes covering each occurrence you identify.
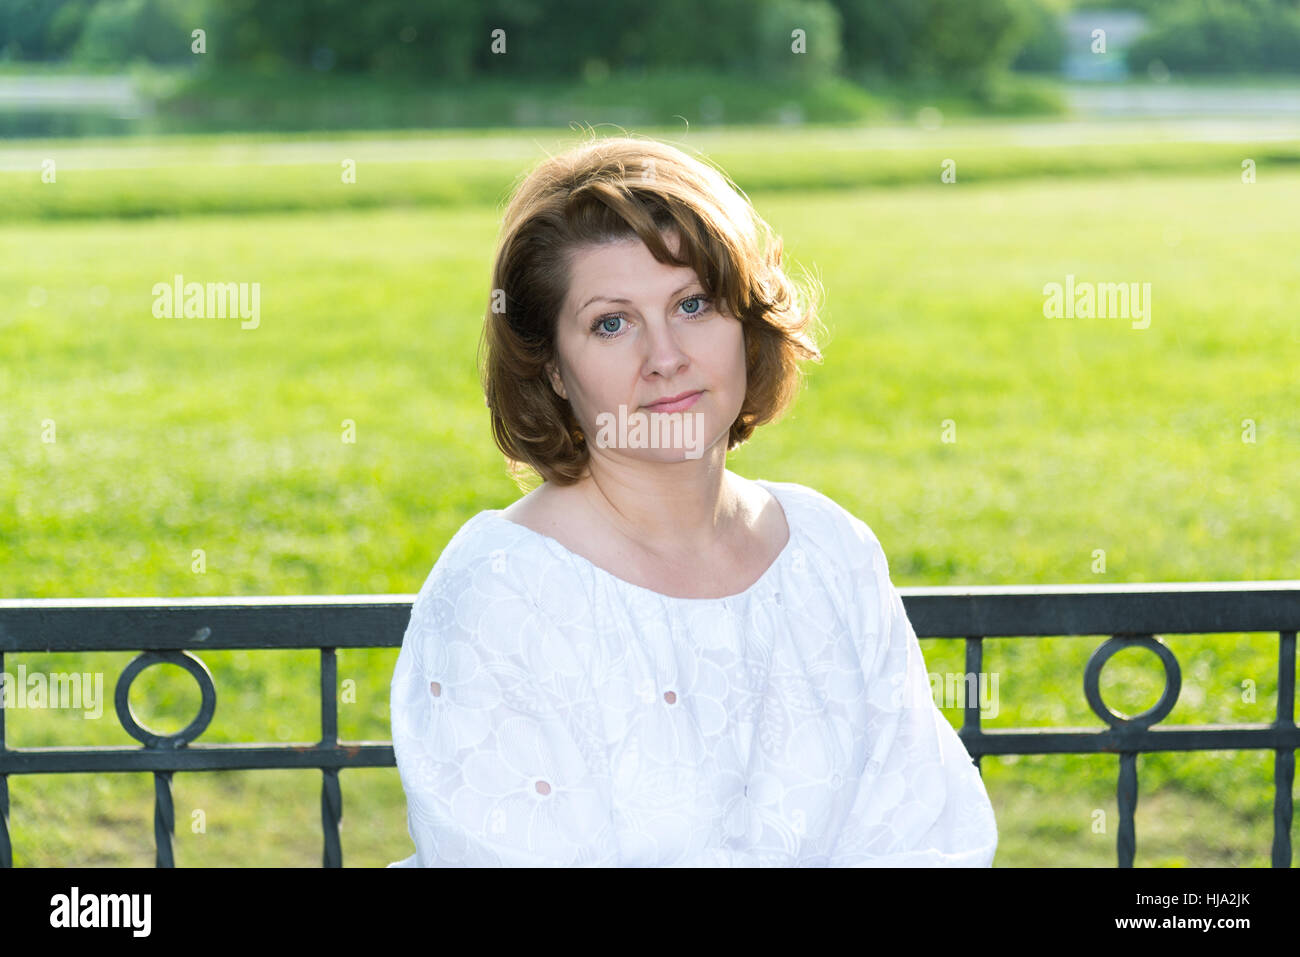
[1,582,1296,867]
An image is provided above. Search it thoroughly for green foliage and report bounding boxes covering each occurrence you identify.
[1009,0,1068,72]
[1126,0,1300,74]
[623,0,762,75]
[835,0,1044,89]
[0,0,203,63]
[194,0,846,81]
[0,0,91,59]
[199,0,495,77]
[1,0,1066,89]
[755,0,844,82]
[1086,0,1299,13]
[139,66,891,136]
[71,0,204,64]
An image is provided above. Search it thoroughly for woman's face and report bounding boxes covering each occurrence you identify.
[546,230,746,468]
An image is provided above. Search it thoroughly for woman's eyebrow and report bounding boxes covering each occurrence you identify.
[578,282,698,313]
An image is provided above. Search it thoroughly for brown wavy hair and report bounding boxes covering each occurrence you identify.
[479,133,824,489]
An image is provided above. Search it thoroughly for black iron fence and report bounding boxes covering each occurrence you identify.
[1,582,1296,867]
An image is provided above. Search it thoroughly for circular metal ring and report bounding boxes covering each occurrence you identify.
[115,651,216,749]
[1083,635,1180,729]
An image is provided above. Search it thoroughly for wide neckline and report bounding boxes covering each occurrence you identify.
[487,479,796,605]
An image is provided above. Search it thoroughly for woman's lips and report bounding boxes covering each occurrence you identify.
[642,390,702,413]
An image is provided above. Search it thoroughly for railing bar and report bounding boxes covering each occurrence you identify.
[0,648,8,869]
[2,728,1298,773]
[154,770,175,868]
[320,647,342,867]
[321,648,338,747]
[0,773,8,870]
[322,768,342,868]
[1274,748,1294,868]
[1273,630,1296,867]
[5,584,1300,650]
[963,636,983,773]
[0,743,399,774]
[1117,751,1138,868]
[0,592,1292,869]
[1277,630,1296,728]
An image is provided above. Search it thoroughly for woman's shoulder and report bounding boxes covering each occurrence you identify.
[755,477,894,582]
[410,508,559,603]
[757,478,885,549]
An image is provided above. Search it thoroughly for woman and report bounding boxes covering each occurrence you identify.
[389,134,998,866]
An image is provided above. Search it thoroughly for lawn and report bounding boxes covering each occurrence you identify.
[1,124,1297,866]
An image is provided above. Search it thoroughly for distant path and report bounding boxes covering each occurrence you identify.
[0,75,147,112]
[1065,83,1300,117]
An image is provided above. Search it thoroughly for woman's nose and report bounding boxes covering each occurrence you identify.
[641,318,689,377]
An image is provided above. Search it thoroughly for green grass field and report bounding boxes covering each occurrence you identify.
[2,124,1297,866]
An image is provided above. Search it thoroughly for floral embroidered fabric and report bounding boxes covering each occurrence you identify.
[389,480,997,866]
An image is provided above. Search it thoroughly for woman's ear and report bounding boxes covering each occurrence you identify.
[545,360,567,401]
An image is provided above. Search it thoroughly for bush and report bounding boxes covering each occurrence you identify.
[71,0,205,65]
[834,0,1042,88]
[755,0,843,82]
[1010,0,1068,73]
[1125,0,1300,74]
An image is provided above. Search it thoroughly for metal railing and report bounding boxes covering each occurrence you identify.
[1,581,1296,867]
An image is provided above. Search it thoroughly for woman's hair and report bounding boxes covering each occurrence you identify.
[480,132,824,488]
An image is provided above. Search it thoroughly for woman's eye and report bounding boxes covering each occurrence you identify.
[595,316,624,337]
[681,295,712,316]
[590,296,710,339]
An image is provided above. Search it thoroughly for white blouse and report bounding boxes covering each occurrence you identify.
[388,479,998,866]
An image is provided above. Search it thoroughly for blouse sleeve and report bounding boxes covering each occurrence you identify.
[388,552,621,867]
[828,518,999,867]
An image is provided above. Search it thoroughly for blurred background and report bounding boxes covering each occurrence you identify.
[5,0,1300,134]
[2,0,1297,868]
